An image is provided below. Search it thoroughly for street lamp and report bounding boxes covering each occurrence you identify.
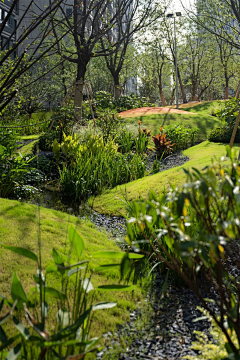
[167,12,182,109]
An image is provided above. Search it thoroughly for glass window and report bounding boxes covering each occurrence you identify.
[66,8,72,18]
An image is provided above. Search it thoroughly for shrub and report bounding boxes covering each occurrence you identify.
[0,130,31,198]
[35,106,75,152]
[93,91,155,112]
[124,146,240,356]
[96,110,123,143]
[208,124,240,143]
[164,125,199,150]
[152,127,175,158]
[0,225,139,359]
[214,97,240,124]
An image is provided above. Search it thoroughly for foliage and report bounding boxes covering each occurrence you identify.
[124,146,240,356]
[94,91,155,112]
[184,309,238,360]
[214,98,240,124]
[0,225,140,359]
[208,124,240,143]
[114,129,135,154]
[164,125,199,150]
[57,135,146,203]
[35,107,75,151]
[151,127,175,158]
[96,110,123,143]
[0,129,31,198]
[134,123,151,155]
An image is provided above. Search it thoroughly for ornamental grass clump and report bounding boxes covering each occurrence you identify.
[55,133,146,203]
[124,146,240,357]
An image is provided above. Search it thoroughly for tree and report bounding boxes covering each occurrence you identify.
[51,0,161,117]
[0,0,68,113]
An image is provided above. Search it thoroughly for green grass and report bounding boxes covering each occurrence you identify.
[121,100,223,141]
[91,141,240,216]
[17,134,40,140]
[0,198,143,339]
[179,100,223,116]
[123,113,221,141]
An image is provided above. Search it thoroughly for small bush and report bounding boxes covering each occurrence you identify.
[208,124,240,143]
[152,127,175,159]
[164,125,199,150]
[35,106,75,152]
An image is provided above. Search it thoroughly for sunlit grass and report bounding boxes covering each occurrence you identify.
[91,141,240,216]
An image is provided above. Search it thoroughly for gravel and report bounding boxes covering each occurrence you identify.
[98,275,213,360]
[88,151,215,360]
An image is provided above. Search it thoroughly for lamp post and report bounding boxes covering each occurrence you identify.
[167,12,182,109]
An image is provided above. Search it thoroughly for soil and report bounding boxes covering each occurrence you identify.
[119,107,196,118]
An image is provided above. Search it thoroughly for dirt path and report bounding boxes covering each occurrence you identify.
[119,107,196,118]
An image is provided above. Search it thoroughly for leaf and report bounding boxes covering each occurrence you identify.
[97,285,137,291]
[0,325,7,344]
[94,264,120,272]
[46,265,58,274]
[5,343,21,360]
[68,267,85,277]
[92,251,144,259]
[11,273,28,309]
[52,248,64,266]
[120,254,130,280]
[92,302,117,311]
[56,309,71,327]
[42,302,49,318]
[45,287,66,300]
[0,244,37,262]
[82,279,94,293]
[13,316,30,340]
[68,225,85,258]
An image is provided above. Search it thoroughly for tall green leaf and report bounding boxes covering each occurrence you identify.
[92,251,144,259]
[0,244,37,262]
[97,285,137,291]
[68,225,85,258]
[45,287,66,300]
[11,273,28,309]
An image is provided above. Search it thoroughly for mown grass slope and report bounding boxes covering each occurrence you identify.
[0,198,143,338]
[91,141,240,216]
[122,100,223,141]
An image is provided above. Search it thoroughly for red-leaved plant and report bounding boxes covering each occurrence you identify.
[152,127,175,159]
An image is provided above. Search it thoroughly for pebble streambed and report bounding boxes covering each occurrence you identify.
[85,151,213,360]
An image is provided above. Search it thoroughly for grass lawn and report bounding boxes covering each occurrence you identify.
[91,141,240,216]
[123,113,221,141]
[178,100,223,115]
[0,198,143,341]
[122,100,223,141]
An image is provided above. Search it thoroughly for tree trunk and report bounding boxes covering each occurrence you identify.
[114,85,121,100]
[192,80,198,101]
[158,74,166,106]
[74,56,88,122]
[235,79,240,98]
[225,72,229,99]
[74,80,84,122]
[177,67,187,103]
[170,87,175,106]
